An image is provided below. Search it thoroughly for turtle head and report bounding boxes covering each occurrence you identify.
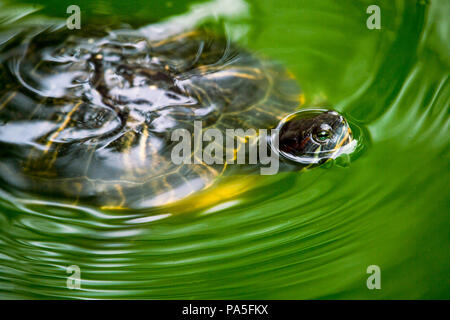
[277,109,354,165]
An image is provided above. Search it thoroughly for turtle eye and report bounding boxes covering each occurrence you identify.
[314,130,331,142]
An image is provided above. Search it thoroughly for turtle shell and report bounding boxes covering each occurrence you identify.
[0,27,301,209]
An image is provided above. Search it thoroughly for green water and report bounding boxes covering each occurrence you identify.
[0,0,449,299]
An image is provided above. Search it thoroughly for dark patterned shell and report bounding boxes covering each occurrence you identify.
[0,27,301,209]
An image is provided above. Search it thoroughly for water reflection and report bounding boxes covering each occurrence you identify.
[0,0,448,299]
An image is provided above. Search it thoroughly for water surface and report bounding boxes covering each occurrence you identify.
[0,0,448,299]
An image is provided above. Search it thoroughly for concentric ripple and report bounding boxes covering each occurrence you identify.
[0,0,449,299]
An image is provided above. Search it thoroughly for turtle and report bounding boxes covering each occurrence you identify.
[0,26,354,210]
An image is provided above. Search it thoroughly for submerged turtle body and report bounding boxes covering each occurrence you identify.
[0,27,302,208]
